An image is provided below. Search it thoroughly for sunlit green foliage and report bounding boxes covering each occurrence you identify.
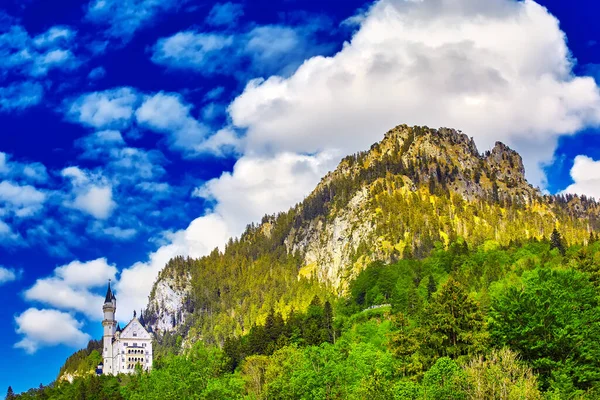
[15,237,600,399]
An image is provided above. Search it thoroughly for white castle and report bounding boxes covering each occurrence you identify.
[99,281,153,375]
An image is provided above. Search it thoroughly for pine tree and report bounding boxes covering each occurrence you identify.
[323,301,334,343]
[5,386,15,400]
[425,276,488,359]
[427,275,437,300]
[550,228,566,255]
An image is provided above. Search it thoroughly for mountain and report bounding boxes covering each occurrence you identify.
[142,124,599,349]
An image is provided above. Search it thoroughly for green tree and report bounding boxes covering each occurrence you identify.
[550,228,565,255]
[424,276,488,360]
[426,274,437,300]
[5,386,15,400]
[388,314,423,378]
[489,268,600,392]
[422,357,468,400]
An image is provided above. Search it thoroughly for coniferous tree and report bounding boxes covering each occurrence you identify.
[425,276,488,360]
[550,228,566,255]
[427,275,437,300]
[5,386,15,400]
[323,300,334,343]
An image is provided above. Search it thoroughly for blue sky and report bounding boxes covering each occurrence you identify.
[1,0,600,393]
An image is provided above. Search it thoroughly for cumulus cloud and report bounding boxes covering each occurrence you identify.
[0,81,44,112]
[66,87,139,129]
[229,0,600,186]
[0,152,48,183]
[151,32,234,75]
[61,166,116,219]
[67,89,221,155]
[562,155,600,199]
[85,0,183,40]
[151,21,334,79]
[205,2,244,27]
[76,130,125,158]
[0,181,46,217]
[135,92,210,152]
[24,258,117,319]
[14,308,90,354]
[0,266,21,285]
[0,25,79,77]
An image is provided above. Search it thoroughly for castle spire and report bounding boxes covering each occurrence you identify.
[104,280,114,303]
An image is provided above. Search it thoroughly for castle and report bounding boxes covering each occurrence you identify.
[98,281,153,375]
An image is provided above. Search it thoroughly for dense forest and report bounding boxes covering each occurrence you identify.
[9,232,600,399]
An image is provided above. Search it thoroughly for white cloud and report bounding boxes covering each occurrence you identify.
[563,155,600,199]
[0,220,22,245]
[14,308,90,354]
[205,2,244,27]
[0,152,48,183]
[24,258,117,319]
[0,266,21,285]
[33,26,75,48]
[0,181,46,217]
[229,0,600,186]
[72,185,115,219]
[0,81,44,111]
[135,92,209,152]
[194,152,337,231]
[77,130,125,156]
[96,225,138,240]
[55,258,118,288]
[61,167,116,219]
[0,25,79,77]
[151,32,234,74]
[85,0,183,40]
[67,89,230,155]
[151,22,334,79]
[66,87,139,129]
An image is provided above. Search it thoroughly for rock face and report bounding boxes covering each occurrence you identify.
[286,188,373,292]
[145,256,192,335]
[144,125,600,338]
[147,276,190,332]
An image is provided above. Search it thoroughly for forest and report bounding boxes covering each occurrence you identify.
[8,230,600,399]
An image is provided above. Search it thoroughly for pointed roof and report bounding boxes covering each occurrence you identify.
[104,281,114,303]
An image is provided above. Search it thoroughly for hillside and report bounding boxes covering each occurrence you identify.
[32,125,600,399]
[143,125,600,347]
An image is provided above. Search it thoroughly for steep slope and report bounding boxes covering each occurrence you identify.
[145,125,600,345]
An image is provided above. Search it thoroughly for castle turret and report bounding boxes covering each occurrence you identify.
[101,281,117,375]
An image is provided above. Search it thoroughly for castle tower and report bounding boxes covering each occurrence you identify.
[102,281,117,375]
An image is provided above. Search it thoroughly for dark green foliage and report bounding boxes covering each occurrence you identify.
[426,274,436,300]
[6,387,15,400]
[550,228,566,255]
[490,268,600,391]
[423,276,488,361]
